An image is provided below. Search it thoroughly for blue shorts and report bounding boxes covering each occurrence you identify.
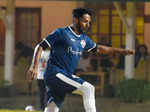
[44,73,85,108]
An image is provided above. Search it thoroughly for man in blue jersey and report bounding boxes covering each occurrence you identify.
[28,8,134,112]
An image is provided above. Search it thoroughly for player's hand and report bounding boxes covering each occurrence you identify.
[27,67,37,82]
[122,49,135,55]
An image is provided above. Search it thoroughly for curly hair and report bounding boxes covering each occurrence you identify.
[72,8,95,19]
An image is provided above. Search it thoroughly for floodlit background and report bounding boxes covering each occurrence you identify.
[0,0,150,112]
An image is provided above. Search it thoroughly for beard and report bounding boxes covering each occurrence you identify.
[76,21,83,34]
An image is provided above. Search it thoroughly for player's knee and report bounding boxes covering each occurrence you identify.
[90,84,95,92]
[87,83,95,93]
[81,82,95,94]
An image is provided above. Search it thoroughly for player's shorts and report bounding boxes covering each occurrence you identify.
[44,73,85,108]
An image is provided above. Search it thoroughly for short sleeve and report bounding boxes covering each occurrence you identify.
[40,29,60,49]
[85,36,97,52]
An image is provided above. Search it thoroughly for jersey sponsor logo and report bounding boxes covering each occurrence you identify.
[68,47,82,56]
[80,40,86,48]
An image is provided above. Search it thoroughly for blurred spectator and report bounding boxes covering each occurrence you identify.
[135,44,149,68]
[90,53,99,71]
[100,54,114,84]
[117,54,125,69]
[98,37,113,71]
[75,52,92,73]
[134,44,150,80]
[98,37,113,84]
[117,45,125,70]
[135,38,139,53]
[100,54,114,71]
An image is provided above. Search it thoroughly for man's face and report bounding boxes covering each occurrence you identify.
[76,14,92,33]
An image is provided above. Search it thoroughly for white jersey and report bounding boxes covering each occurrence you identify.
[32,45,50,79]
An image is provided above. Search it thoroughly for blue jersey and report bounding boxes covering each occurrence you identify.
[41,26,96,78]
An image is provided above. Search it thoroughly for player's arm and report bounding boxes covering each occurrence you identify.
[27,44,43,81]
[96,45,134,55]
[27,36,51,81]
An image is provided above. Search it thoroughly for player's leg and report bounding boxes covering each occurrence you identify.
[44,101,59,112]
[44,86,60,112]
[37,79,46,111]
[78,82,96,112]
[44,75,68,112]
[55,73,96,112]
